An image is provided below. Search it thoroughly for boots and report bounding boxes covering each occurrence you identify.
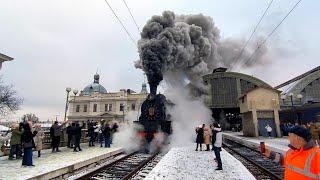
[206,144,210,151]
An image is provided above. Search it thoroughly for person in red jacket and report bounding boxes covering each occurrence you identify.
[263,126,320,179]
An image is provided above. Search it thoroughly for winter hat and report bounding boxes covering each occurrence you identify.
[288,126,312,142]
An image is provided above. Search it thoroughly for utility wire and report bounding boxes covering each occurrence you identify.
[233,0,274,67]
[244,0,302,66]
[103,0,137,46]
[122,0,140,33]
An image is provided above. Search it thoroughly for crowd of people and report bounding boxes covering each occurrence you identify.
[64,120,118,151]
[0,119,120,167]
[195,122,223,171]
[0,121,42,166]
[281,122,320,145]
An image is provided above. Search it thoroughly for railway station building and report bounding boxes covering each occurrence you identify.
[276,66,320,124]
[238,87,281,137]
[67,74,148,124]
[202,67,278,132]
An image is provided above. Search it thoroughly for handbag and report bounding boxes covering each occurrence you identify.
[23,141,33,149]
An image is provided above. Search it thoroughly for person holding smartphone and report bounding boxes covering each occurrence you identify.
[262,126,319,179]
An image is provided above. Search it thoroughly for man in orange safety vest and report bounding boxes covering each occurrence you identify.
[263,125,319,179]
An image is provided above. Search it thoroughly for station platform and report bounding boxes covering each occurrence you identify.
[223,131,289,154]
[145,145,255,180]
[0,144,123,180]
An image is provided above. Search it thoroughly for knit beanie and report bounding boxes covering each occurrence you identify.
[288,126,312,142]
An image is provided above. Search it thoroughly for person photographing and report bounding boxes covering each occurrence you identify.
[262,126,319,179]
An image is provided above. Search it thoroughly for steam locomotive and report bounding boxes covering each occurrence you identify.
[134,84,172,152]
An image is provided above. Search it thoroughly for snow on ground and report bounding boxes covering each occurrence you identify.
[145,145,255,180]
[223,132,289,154]
[0,144,122,180]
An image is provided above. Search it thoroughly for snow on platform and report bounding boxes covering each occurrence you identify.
[145,145,255,180]
[223,132,289,154]
[0,144,123,180]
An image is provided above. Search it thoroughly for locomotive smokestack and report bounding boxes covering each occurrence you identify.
[149,83,157,96]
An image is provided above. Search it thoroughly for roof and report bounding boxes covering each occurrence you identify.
[0,53,14,62]
[80,74,107,95]
[239,86,281,99]
[212,67,227,73]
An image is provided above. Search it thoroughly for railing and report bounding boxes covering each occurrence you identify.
[1,129,89,156]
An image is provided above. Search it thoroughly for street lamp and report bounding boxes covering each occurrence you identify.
[73,89,78,114]
[297,94,303,103]
[280,94,286,105]
[288,93,295,124]
[120,103,125,123]
[64,87,71,122]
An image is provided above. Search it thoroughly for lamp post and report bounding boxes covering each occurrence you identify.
[64,87,71,122]
[296,94,303,124]
[120,103,125,123]
[73,89,78,113]
[297,94,303,104]
[280,94,286,106]
[288,93,295,124]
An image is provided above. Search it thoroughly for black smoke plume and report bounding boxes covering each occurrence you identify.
[136,11,267,95]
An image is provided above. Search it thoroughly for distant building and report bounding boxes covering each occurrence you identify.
[238,87,281,137]
[202,67,273,130]
[275,66,320,124]
[0,53,14,70]
[67,74,148,124]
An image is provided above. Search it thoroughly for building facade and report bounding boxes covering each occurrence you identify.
[276,66,320,124]
[67,74,148,124]
[202,67,273,130]
[239,87,281,137]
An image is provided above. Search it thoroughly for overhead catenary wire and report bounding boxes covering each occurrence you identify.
[244,0,303,66]
[102,0,137,46]
[233,0,274,67]
[122,0,140,33]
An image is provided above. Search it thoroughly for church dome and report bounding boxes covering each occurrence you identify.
[80,74,107,95]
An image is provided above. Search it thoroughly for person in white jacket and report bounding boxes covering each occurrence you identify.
[212,123,222,170]
[265,124,272,138]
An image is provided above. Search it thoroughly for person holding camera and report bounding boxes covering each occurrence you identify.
[262,126,319,179]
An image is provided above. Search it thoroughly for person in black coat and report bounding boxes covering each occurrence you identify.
[66,124,73,148]
[103,124,112,148]
[87,120,95,147]
[195,124,205,151]
[21,121,37,166]
[73,122,84,152]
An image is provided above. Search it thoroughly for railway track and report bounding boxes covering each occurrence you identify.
[76,151,160,180]
[223,139,284,180]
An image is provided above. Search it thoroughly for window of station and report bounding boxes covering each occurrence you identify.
[105,104,108,112]
[83,105,87,112]
[93,104,97,112]
[131,103,136,111]
[76,105,80,112]
[109,104,112,111]
[120,103,124,111]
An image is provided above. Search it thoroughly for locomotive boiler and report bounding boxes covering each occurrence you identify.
[134,83,172,152]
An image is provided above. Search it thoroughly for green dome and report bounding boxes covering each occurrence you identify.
[80,74,107,95]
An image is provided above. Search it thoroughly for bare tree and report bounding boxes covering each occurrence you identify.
[0,78,23,116]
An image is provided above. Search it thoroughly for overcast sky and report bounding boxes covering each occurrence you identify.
[0,0,319,121]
